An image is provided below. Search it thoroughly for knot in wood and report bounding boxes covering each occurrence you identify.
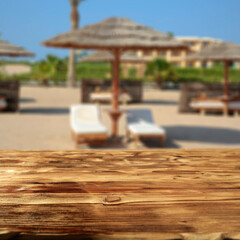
[104,195,121,203]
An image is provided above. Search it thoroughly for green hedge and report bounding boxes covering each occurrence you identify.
[175,67,240,83]
[75,62,111,80]
[0,72,32,82]
[1,63,240,85]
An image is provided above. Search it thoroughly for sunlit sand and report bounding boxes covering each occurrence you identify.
[0,86,239,150]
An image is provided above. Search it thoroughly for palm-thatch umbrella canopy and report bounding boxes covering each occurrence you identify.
[81,51,146,63]
[0,39,34,57]
[42,17,187,137]
[187,41,240,99]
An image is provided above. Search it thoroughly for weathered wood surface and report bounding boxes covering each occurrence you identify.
[0,150,239,240]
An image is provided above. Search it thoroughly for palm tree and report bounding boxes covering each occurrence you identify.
[67,0,85,87]
[145,58,178,89]
[33,55,66,86]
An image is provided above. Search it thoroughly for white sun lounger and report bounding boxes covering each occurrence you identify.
[228,101,240,110]
[70,104,108,147]
[190,101,224,109]
[190,100,240,116]
[190,100,225,114]
[126,109,166,147]
[228,101,240,116]
[90,92,131,105]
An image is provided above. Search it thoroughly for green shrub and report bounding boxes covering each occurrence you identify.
[128,67,137,78]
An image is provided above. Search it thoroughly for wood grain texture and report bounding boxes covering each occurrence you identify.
[0,150,239,239]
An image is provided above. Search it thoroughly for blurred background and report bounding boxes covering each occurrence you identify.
[0,0,240,150]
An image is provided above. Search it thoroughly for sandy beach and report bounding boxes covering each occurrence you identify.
[0,86,239,150]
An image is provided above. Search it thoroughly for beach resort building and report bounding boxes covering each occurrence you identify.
[136,36,224,68]
[0,63,31,76]
[177,36,223,68]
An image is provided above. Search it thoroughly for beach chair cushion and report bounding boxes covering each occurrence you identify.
[228,101,240,110]
[90,92,131,103]
[128,122,166,135]
[70,104,108,135]
[127,109,166,136]
[90,92,112,101]
[190,101,224,109]
[190,100,240,111]
[119,93,131,101]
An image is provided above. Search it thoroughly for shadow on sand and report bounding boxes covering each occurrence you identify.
[85,137,180,149]
[143,100,178,106]
[164,125,240,145]
[20,107,69,115]
[141,139,180,148]
[20,98,36,103]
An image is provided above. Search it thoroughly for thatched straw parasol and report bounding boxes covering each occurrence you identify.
[42,17,187,137]
[0,39,34,57]
[187,41,240,99]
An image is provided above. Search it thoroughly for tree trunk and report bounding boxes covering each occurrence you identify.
[156,76,163,89]
[67,0,80,88]
[42,78,49,87]
[67,49,76,87]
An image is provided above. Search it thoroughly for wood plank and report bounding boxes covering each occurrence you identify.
[0,150,239,239]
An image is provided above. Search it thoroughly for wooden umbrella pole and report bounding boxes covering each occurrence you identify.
[111,48,121,137]
[222,60,230,116]
[224,60,230,99]
[112,49,120,110]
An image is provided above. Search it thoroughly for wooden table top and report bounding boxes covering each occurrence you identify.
[0,150,240,240]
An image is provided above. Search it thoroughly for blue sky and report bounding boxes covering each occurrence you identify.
[1,0,240,60]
